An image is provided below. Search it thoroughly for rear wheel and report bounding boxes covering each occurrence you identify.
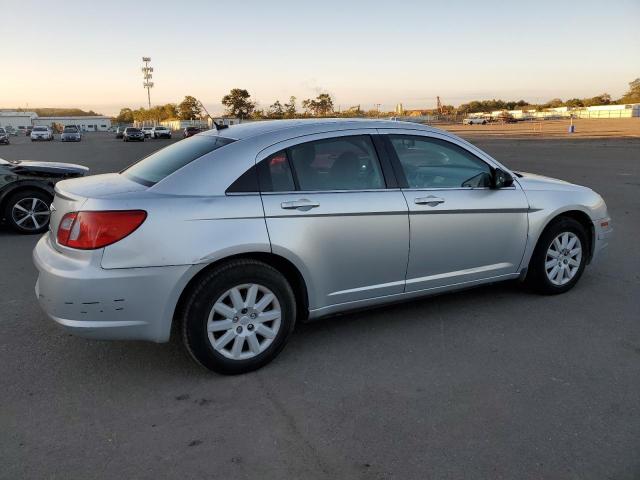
[526,217,588,294]
[4,189,52,234]
[180,259,296,374]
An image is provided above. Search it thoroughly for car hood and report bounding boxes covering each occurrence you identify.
[6,160,89,177]
[514,171,588,192]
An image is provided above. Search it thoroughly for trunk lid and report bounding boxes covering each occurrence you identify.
[49,173,147,247]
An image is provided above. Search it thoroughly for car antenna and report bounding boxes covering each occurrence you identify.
[197,99,228,130]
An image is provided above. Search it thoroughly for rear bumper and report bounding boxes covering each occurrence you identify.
[33,234,197,342]
[591,217,612,263]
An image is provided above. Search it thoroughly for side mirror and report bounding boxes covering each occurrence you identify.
[492,168,514,189]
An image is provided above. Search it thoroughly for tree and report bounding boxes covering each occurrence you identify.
[301,93,334,116]
[221,88,255,118]
[283,96,297,118]
[267,100,284,119]
[178,96,202,120]
[115,107,134,124]
[619,78,640,103]
[162,103,178,119]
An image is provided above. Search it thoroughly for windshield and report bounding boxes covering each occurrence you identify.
[123,135,235,186]
[126,128,140,133]
[0,128,6,133]
[155,127,167,130]
[64,127,78,133]
[33,127,47,131]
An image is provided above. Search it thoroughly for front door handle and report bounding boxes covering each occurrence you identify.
[280,199,320,211]
[414,196,445,207]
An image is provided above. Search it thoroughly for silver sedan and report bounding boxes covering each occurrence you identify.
[33,119,612,374]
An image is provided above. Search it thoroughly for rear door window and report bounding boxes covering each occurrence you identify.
[123,135,235,186]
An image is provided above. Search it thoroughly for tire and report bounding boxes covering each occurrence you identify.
[180,259,297,374]
[525,217,589,295]
[4,189,52,234]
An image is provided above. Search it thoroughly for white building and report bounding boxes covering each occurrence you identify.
[0,111,38,129]
[0,111,111,131]
[33,116,111,131]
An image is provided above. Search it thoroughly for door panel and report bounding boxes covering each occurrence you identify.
[259,131,410,310]
[378,129,529,292]
[262,190,409,309]
[402,188,528,291]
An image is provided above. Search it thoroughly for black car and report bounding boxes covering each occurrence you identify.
[0,157,89,234]
[0,128,9,145]
[183,126,202,138]
[115,126,129,139]
[123,127,145,142]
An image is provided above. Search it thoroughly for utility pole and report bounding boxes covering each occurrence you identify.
[141,57,154,110]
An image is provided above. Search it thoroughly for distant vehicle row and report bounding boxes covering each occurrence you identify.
[116,126,174,140]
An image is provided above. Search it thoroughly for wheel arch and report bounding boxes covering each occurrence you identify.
[171,251,310,338]
[529,209,595,267]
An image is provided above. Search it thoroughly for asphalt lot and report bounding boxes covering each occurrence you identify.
[1,132,639,479]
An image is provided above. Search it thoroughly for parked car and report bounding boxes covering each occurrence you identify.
[25,127,33,136]
[463,117,487,125]
[123,127,145,142]
[115,126,128,139]
[61,126,82,142]
[30,126,54,141]
[152,126,172,139]
[32,119,612,374]
[141,126,154,138]
[0,128,9,145]
[5,126,18,136]
[183,126,201,138]
[0,157,88,233]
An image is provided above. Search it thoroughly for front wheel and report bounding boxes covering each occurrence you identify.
[180,259,296,374]
[526,217,588,294]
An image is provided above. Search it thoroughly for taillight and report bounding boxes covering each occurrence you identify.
[57,210,147,249]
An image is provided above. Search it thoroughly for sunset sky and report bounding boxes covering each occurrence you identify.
[1,0,639,116]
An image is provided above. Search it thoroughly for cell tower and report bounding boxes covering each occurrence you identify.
[141,57,154,109]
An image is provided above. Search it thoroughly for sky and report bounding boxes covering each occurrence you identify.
[1,0,639,116]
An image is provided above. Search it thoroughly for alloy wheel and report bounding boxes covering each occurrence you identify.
[11,198,50,231]
[545,232,582,286]
[207,283,282,360]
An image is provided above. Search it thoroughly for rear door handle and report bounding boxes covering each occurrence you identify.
[414,196,445,207]
[280,199,320,211]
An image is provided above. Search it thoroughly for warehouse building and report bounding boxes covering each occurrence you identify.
[32,116,111,131]
[469,103,640,120]
[0,111,111,131]
[0,111,38,129]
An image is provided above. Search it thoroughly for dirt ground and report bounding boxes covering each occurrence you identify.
[440,118,640,139]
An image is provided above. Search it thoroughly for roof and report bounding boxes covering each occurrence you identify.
[202,118,439,141]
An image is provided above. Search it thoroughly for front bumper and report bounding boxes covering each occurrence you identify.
[33,234,196,342]
[591,217,612,263]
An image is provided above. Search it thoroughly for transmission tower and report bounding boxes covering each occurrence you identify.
[141,57,154,109]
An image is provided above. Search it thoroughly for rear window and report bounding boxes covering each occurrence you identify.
[122,135,235,186]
